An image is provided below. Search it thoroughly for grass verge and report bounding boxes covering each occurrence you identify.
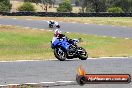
[0,25,132,61]
[4,16,132,27]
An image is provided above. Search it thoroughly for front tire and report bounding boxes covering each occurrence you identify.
[54,47,66,61]
[78,47,88,60]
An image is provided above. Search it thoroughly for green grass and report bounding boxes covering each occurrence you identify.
[0,25,132,61]
[0,26,53,61]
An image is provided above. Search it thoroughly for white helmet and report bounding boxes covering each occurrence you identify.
[50,20,54,22]
[54,29,61,37]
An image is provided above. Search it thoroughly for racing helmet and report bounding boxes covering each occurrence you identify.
[50,20,54,22]
[54,29,61,37]
[50,20,54,24]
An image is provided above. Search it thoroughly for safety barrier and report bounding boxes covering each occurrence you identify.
[0,12,132,17]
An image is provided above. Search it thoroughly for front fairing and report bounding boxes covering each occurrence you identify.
[52,38,70,50]
[52,38,60,46]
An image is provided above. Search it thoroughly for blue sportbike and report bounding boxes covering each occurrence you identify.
[51,34,88,61]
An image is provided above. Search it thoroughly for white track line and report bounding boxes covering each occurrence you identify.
[0,85,7,87]
[16,60,41,62]
[40,29,44,31]
[100,57,129,59]
[0,59,58,63]
[122,26,127,28]
[84,23,89,24]
[6,25,12,27]
[55,81,77,86]
[26,19,32,21]
[7,84,20,86]
[57,81,75,83]
[32,28,38,30]
[16,26,21,28]
[24,27,30,29]
[40,82,56,84]
[48,30,52,31]
[0,56,131,63]
[99,24,103,25]
[24,83,39,85]
[71,22,76,23]
[12,18,16,19]
[43,20,47,21]
[0,60,40,63]
[125,38,129,40]
[103,36,106,38]
[111,25,115,27]
[112,37,116,39]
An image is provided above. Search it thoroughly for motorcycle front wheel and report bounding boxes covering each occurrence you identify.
[54,47,66,61]
[78,47,88,60]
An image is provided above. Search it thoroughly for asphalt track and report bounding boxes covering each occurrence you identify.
[0,17,132,38]
[0,58,132,88]
[0,17,132,88]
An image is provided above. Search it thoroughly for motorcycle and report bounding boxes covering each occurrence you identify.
[48,21,60,28]
[51,34,88,61]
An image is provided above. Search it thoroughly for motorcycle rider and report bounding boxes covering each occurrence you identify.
[51,26,74,45]
[48,20,60,28]
[51,25,62,43]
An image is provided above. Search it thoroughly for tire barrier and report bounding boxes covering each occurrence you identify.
[0,12,132,17]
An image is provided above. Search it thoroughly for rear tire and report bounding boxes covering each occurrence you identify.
[78,47,88,60]
[54,47,66,61]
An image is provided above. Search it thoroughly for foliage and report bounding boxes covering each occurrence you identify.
[0,0,12,12]
[107,7,124,13]
[57,0,73,12]
[24,0,55,12]
[17,2,35,11]
[112,0,132,12]
[80,0,132,13]
[75,0,80,6]
[81,0,107,13]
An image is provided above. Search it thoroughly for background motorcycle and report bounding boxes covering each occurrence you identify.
[51,35,88,61]
[48,21,60,28]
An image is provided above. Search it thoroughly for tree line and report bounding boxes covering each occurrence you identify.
[78,0,132,13]
[0,0,132,13]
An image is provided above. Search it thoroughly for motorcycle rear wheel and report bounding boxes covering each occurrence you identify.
[54,48,66,61]
[49,24,53,28]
